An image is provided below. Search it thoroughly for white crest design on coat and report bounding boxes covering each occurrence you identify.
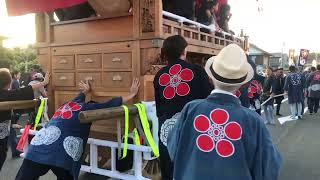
[63,136,83,161]
[0,120,10,139]
[31,126,61,146]
[160,113,181,146]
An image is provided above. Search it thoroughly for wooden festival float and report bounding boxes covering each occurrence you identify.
[11,0,249,179]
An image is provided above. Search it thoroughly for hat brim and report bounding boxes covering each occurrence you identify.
[205,57,254,86]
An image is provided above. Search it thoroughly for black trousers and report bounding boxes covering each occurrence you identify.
[309,97,320,113]
[0,137,8,171]
[275,96,284,114]
[159,141,174,180]
[16,159,73,180]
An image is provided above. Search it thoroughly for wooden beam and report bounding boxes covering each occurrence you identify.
[0,100,40,110]
[79,105,139,124]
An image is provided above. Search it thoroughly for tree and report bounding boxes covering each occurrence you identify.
[0,47,11,68]
[7,45,39,73]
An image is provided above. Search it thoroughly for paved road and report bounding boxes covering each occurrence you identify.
[1,101,319,180]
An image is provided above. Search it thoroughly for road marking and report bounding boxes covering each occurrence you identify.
[278,107,308,125]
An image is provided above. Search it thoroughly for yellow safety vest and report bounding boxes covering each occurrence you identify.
[33,98,45,130]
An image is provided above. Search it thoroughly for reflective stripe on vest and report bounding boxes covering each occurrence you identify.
[134,103,159,157]
[133,128,140,145]
[121,105,129,159]
[33,98,45,130]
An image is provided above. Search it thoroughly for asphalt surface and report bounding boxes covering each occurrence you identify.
[1,101,319,180]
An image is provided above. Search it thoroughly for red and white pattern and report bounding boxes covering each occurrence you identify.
[159,64,194,99]
[234,90,241,98]
[193,109,242,157]
[53,102,82,119]
[248,80,262,98]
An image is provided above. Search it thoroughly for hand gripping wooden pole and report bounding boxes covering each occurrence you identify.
[78,105,139,124]
[0,99,40,111]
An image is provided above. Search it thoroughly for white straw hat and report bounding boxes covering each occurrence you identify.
[205,44,254,86]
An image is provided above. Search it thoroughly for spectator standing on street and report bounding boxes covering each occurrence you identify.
[306,65,320,114]
[284,65,305,120]
[274,68,285,116]
[262,67,276,125]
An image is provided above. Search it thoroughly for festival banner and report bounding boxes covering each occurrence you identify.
[288,49,295,66]
[298,49,309,66]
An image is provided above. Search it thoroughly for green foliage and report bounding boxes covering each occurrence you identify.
[0,45,40,73]
[0,47,11,68]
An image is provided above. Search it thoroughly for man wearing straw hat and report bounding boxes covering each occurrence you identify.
[167,44,282,180]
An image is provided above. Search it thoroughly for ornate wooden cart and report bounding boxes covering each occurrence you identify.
[34,0,248,177]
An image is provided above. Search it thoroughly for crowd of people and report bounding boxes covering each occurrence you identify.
[0,34,319,180]
[0,68,49,164]
[153,35,319,179]
[255,65,320,123]
[163,0,233,33]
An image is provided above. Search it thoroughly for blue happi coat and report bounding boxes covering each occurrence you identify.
[284,72,305,104]
[25,93,122,179]
[167,92,282,180]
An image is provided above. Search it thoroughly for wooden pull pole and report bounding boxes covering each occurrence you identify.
[0,99,40,111]
[79,105,139,124]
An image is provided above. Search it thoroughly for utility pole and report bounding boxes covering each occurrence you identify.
[281,42,285,68]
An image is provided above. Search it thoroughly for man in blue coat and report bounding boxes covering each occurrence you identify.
[15,79,140,180]
[167,44,282,180]
[284,65,305,119]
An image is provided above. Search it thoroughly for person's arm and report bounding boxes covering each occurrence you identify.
[284,75,289,94]
[39,87,48,98]
[306,74,312,89]
[121,78,140,103]
[30,72,50,90]
[84,78,140,111]
[72,80,92,103]
[206,9,212,19]
[302,73,306,89]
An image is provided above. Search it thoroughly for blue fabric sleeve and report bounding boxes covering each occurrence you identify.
[72,92,86,103]
[306,74,312,88]
[83,97,123,111]
[284,75,289,91]
[167,103,190,162]
[251,118,283,180]
[301,73,306,89]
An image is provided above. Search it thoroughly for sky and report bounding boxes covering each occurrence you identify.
[0,0,320,53]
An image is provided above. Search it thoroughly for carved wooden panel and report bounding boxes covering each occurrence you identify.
[141,0,155,33]
[140,48,164,75]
